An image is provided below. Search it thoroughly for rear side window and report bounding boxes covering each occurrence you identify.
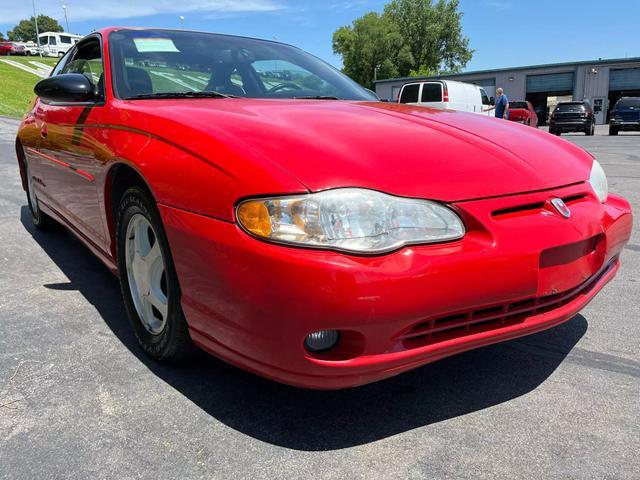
[421,83,442,102]
[60,36,72,44]
[49,36,57,46]
[399,84,420,103]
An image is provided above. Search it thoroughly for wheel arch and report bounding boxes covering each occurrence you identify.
[15,138,28,192]
[104,162,156,258]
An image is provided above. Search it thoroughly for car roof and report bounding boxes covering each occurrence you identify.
[91,26,300,50]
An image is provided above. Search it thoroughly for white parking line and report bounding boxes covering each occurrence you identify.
[29,61,53,73]
[183,74,208,86]
[0,59,49,78]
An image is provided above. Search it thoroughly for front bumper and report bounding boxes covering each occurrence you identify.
[160,183,632,389]
[610,119,640,131]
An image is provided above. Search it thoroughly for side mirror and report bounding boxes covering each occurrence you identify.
[489,96,495,106]
[34,73,96,103]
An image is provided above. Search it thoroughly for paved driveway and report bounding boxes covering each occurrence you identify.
[1,118,638,479]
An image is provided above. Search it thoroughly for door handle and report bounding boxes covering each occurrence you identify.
[41,125,48,138]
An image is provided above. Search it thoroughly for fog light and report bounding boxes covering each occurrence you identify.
[304,330,339,352]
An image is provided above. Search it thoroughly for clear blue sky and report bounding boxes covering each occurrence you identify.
[2,0,639,72]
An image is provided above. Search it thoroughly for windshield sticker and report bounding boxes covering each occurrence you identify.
[133,38,179,53]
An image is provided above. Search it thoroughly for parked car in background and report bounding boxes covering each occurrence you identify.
[398,80,492,116]
[0,42,26,56]
[38,31,82,57]
[549,101,595,136]
[21,42,42,56]
[609,97,640,135]
[507,101,538,127]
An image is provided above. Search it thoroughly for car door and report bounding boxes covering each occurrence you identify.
[32,35,107,249]
[480,88,492,116]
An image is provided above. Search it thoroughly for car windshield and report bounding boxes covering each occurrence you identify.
[109,29,377,101]
[615,98,640,109]
[509,101,528,109]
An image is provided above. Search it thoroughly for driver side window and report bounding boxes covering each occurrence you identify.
[62,38,104,99]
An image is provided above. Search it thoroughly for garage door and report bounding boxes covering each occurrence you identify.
[609,68,640,90]
[526,72,574,93]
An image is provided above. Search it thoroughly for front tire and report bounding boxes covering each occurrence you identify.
[116,187,192,362]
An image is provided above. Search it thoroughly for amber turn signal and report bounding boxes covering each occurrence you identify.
[236,200,272,237]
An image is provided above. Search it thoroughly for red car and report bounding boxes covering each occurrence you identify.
[0,42,26,56]
[508,100,538,127]
[17,28,632,389]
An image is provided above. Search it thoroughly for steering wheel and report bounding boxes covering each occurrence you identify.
[268,82,303,93]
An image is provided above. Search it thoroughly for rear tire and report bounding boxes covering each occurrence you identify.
[24,158,55,230]
[116,187,193,362]
[609,127,618,136]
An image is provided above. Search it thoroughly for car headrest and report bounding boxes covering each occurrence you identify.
[124,67,153,97]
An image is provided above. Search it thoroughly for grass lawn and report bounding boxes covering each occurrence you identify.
[0,56,58,118]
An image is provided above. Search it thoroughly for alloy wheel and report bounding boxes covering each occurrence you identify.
[125,213,169,335]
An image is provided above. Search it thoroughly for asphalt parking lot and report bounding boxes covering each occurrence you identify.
[0,118,638,479]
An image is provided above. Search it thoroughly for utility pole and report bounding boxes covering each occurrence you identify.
[62,5,69,32]
[33,0,42,57]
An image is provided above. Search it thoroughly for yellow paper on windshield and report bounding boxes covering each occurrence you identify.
[133,38,179,53]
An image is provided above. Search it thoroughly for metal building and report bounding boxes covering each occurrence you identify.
[374,57,640,125]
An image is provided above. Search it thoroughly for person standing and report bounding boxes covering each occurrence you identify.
[486,88,510,119]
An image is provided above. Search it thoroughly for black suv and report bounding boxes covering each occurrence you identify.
[609,97,640,135]
[549,101,596,136]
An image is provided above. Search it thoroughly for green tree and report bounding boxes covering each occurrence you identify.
[0,32,5,41]
[8,16,63,42]
[384,0,473,75]
[333,0,472,86]
[332,12,413,89]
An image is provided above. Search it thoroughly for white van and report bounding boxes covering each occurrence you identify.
[398,80,493,116]
[38,32,83,57]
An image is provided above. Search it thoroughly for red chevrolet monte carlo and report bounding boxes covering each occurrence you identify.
[16,28,632,389]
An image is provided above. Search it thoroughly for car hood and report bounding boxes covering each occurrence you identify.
[120,99,594,202]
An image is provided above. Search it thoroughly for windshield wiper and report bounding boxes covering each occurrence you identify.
[125,91,237,100]
[293,95,342,100]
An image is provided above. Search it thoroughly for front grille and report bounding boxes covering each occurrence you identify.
[491,193,587,219]
[398,260,615,348]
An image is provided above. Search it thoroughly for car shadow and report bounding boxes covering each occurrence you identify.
[21,206,587,451]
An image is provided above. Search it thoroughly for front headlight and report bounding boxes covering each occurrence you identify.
[588,159,608,203]
[236,188,465,254]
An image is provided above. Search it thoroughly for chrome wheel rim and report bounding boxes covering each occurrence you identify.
[26,161,39,216]
[125,214,168,335]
